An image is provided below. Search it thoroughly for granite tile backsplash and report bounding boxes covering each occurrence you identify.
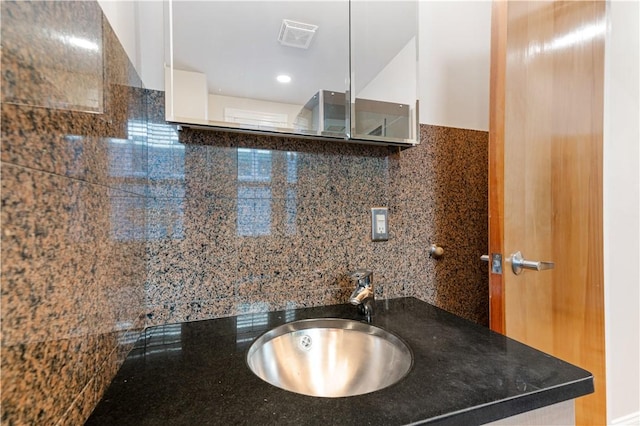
[1,1,147,425]
[144,97,488,326]
[1,1,487,424]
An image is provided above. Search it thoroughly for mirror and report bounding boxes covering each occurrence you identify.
[351,1,418,143]
[166,1,419,146]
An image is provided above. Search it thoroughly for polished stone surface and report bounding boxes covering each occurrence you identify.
[144,102,489,326]
[1,1,104,113]
[1,1,147,424]
[86,298,593,425]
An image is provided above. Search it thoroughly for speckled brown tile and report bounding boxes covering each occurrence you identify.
[1,1,147,425]
[57,380,98,426]
[1,336,99,426]
[396,124,489,325]
[1,1,104,113]
[143,95,488,325]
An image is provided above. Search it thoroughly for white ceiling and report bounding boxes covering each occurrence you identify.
[171,1,417,105]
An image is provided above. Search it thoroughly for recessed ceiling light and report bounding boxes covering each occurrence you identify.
[277,74,292,84]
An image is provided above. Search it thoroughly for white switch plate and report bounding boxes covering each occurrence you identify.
[371,207,388,241]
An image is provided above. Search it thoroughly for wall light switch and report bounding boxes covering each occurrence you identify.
[371,207,388,241]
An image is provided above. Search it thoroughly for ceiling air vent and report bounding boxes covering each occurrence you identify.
[277,19,318,49]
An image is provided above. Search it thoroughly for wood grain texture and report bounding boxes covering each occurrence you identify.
[488,0,507,334]
[489,1,606,424]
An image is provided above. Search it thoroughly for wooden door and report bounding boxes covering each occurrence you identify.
[489,1,606,424]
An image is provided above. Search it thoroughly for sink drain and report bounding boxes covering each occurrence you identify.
[298,334,312,351]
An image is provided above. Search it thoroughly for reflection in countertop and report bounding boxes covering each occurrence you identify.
[85,297,593,425]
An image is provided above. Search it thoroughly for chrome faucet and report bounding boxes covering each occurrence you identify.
[349,270,374,322]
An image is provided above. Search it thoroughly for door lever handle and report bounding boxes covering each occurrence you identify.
[510,251,554,275]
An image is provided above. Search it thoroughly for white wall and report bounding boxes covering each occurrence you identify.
[98,0,164,90]
[137,1,165,91]
[603,1,640,424]
[97,1,140,74]
[418,1,491,130]
[165,67,208,121]
[358,37,417,105]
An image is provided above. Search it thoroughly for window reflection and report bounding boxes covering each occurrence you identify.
[109,120,147,179]
[110,196,146,241]
[146,121,185,240]
[237,187,272,237]
[107,120,146,242]
[286,152,298,183]
[285,152,298,235]
[147,121,184,181]
[234,303,297,347]
[129,323,183,359]
[109,120,185,241]
[236,149,299,237]
[236,309,269,330]
[147,197,185,240]
[286,188,297,235]
[284,302,297,322]
[237,149,273,236]
[238,148,272,182]
[235,305,270,347]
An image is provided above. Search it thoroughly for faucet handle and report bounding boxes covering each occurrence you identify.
[349,270,375,321]
[350,269,373,286]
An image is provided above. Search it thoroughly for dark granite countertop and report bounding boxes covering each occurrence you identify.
[86,297,593,425]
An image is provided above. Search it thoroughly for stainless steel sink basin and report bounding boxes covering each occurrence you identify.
[246,318,413,398]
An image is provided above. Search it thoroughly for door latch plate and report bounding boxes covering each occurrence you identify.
[491,253,502,274]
